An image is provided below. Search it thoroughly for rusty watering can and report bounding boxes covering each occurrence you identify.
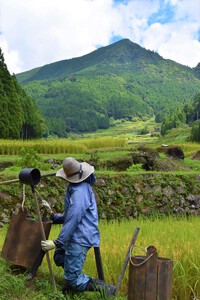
[128,245,173,300]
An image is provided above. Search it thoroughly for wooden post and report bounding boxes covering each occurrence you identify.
[31,185,57,293]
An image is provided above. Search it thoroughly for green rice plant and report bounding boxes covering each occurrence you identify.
[0,137,126,155]
[1,216,200,299]
[0,139,88,155]
[43,216,200,299]
[179,142,200,157]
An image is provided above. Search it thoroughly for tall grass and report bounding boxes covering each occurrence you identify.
[0,137,126,155]
[1,216,198,299]
[95,216,200,299]
[178,142,200,157]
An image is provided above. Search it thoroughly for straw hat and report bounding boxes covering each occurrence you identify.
[56,157,94,183]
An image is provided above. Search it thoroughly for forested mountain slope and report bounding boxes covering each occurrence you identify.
[16,39,200,136]
[0,49,44,139]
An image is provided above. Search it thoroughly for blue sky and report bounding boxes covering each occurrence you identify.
[0,0,200,73]
[148,2,175,24]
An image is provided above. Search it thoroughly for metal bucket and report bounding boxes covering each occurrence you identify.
[128,246,173,300]
[1,207,51,270]
[19,168,41,186]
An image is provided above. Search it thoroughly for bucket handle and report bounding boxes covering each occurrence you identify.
[129,245,153,267]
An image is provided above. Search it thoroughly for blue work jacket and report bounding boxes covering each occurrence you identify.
[52,181,100,247]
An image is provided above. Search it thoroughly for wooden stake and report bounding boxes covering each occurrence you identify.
[31,185,57,293]
[114,226,140,298]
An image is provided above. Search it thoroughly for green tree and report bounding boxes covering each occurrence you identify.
[193,93,200,121]
[161,107,186,136]
[0,48,44,139]
[184,101,195,124]
[190,120,200,142]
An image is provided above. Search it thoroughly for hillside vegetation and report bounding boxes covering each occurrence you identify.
[0,49,44,139]
[16,39,200,137]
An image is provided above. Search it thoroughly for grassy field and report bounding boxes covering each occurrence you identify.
[0,216,200,299]
[0,118,199,178]
[0,119,200,299]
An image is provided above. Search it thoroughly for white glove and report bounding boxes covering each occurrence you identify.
[41,199,53,214]
[41,240,55,251]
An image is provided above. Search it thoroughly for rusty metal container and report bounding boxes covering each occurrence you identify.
[1,207,52,276]
[18,168,41,186]
[128,245,173,300]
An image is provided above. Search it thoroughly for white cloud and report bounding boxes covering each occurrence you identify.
[166,0,200,21]
[142,21,200,67]
[0,0,200,73]
[0,36,23,73]
[1,0,118,72]
[141,0,200,67]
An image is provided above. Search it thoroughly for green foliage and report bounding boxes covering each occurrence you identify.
[138,127,149,135]
[0,260,30,300]
[157,126,191,144]
[161,106,187,136]
[16,39,200,137]
[17,147,42,168]
[193,92,200,121]
[127,163,143,172]
[0,48,44,139]
[161,92,200,138]
[189,120,200,142]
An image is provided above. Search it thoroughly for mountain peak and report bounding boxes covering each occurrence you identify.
[16,39,200,136]
[17,39,163,82]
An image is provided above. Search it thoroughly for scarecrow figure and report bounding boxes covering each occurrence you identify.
[41,157,116,298]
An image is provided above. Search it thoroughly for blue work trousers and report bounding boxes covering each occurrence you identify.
[54,242,90,291]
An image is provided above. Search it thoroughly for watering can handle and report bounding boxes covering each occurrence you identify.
[130,245,154,267]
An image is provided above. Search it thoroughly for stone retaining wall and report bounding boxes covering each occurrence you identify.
[94,173,200,220]
[1,173,200,226]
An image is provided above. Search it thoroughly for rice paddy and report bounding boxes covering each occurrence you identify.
[1,216,200,299]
